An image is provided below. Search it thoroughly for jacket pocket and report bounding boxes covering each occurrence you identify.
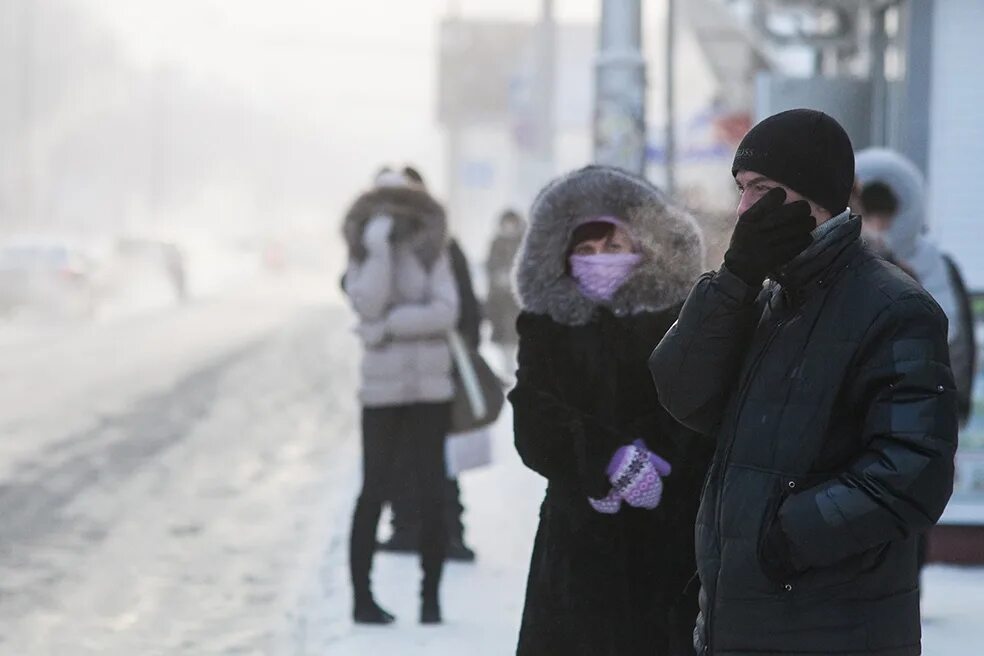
[790,542,890,600]
[769,472,890,598]
[755,477,793,585]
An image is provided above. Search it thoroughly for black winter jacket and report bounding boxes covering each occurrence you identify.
[650,216,958,655]
[448,238,483,349]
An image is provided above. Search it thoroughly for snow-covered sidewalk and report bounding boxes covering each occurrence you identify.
[299,406,544,655]
[5,284,979,654]
[922,563,984,653]
[313,413,984,655]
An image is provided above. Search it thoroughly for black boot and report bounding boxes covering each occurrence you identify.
[353,591,396,625]
[446,535,476,562]
[420,589,442,625]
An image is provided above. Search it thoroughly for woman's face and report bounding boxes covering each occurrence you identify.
[571,225,634,256]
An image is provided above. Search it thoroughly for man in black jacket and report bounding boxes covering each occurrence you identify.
[650,109,957,655]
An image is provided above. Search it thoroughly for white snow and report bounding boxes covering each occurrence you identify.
[296,406,544,655]
[922,565,984,653]
[309,413,984,655]
[2,286,983,655]
[0,273,330,480]
[0,274,352,654]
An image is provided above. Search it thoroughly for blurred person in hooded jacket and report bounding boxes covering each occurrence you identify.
[856,148,976,428]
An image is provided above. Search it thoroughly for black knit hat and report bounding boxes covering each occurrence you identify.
[732,108,855,214]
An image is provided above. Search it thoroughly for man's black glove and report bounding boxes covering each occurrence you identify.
[723,187,816,287]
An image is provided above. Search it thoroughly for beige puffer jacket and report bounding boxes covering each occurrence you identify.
[342,185,460,408]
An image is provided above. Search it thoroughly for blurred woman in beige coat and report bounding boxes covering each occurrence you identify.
[341,168,459,625]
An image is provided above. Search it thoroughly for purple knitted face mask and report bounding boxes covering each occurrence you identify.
[569,252,643,302]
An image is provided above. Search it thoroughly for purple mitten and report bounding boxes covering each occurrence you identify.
[634,438,672,477]
[588,488,623,514]
[606,440,672,509]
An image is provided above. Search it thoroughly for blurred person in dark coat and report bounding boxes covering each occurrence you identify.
[485,209,525,375]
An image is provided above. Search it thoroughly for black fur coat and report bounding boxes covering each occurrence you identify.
[509,167,711,656]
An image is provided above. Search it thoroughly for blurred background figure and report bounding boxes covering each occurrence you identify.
[378,165,483,563]
[856,148,976,428]
[341,166,459,625]
[484,208,525,378]
[162,243,187,303]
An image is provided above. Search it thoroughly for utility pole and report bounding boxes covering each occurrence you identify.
[665,0,676,194]
[445,0,462,227]
[593,0,646,175]
[18,0,37,228]
[532,0,556,184]
[516,0,557,202]
[514,0,557,205]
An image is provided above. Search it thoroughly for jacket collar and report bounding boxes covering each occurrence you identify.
[772,211,862,295]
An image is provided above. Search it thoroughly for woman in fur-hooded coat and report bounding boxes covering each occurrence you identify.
[509,166,711,656]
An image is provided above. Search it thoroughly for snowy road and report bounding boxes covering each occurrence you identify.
[0,281,362,654]
[0,282,981,655]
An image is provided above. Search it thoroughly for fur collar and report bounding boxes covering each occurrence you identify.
[342,186,447,266]
[515,166,704,326]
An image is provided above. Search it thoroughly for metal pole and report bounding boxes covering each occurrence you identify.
[869,5,888,147]
[444,4,463,228]
[899,0,933,175]
[533,0,556,177]
[446,123,461,231]
[18,0,36,228]
[593,0,647,175]
[665,0,676,194]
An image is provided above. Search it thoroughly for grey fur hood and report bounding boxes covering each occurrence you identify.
[516,166,705,326]
[342,185,447,267]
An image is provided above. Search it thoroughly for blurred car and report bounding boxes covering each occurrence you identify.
[0,240,95,318]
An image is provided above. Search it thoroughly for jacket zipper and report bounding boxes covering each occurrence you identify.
[706,313,787,654]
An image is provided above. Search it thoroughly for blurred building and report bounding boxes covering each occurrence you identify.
[709,0,983,292]
[436,10,745,260]
[436,16,594,258]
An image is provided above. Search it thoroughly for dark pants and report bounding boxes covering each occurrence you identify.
[350,402,450,601]
[391,474,465,543]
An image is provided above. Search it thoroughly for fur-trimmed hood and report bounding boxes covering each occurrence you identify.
[342,185,447,266]
[516,166,705,326]
[855,148,925,261]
